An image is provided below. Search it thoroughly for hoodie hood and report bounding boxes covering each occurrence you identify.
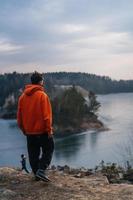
[24,84,44,96]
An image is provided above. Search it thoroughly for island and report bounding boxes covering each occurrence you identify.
[0,72,108,135]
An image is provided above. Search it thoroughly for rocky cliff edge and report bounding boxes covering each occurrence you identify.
[0,167,133,200]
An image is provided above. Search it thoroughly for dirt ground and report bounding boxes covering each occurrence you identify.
[0,167,133,200]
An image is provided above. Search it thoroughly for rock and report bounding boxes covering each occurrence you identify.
[57,165,64,171]
[69,168,80,175]
[118,173,123,179]
[85,169,93,176]
[74,173,84,178]
[84,174,109,186]
[51,165,56,170]
[63,165,70,174]
[123,169,133,183]
[70,167,93,177]
[0,167,133,200]
[0,188,16,199]
[10,180,20,184]
[57,165,70,173]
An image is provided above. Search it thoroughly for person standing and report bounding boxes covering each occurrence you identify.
[17,71,54,181]
[20,154,29,173]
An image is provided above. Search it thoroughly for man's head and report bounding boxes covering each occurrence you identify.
[31,71,44,85]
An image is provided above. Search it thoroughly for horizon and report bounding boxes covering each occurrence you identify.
[0,0,133,79]
[0,70,133,81]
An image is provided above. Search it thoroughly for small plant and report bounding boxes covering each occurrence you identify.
[95,161,125,183]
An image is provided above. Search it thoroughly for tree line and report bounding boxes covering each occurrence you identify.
[0,71,133,108]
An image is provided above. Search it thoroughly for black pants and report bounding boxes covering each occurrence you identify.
[22,165,29,173]
[26,134,54,174]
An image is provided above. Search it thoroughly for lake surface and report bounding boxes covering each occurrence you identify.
[0,93,133,169]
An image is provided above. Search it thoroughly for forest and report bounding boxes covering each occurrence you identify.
[0,71,133,107]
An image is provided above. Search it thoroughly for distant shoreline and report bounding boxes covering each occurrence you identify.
[0,115,107,136]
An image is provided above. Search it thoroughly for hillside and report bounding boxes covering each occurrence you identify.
[0,167,133,200]
[44,72,133,94]
[1,71,133,107]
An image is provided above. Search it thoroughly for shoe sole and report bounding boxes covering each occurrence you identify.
[36,174,51,182]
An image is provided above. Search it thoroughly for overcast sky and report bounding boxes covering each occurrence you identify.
[0,0,133,79]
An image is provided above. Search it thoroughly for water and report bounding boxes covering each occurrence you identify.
[0,93,133,169]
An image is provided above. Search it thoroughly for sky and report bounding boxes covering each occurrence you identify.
[0,0,133,80]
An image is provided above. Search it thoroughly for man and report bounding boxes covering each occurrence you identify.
[17,71,54,182]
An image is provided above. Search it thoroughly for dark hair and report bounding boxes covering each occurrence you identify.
[31,71,43,84]
[21,154,24,158]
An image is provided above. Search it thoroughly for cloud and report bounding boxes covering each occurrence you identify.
[0,38,23,53]
[53,24,89,34]
[0,0,133,79]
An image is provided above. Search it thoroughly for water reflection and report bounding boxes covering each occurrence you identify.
[8,120,18,128]
[54,133,87,159]
[1,93,133,167]
[89,131,99,148]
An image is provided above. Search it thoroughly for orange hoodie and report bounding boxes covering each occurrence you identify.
[17,84,53,135]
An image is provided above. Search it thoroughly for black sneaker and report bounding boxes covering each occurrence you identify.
[36,169,51,182]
